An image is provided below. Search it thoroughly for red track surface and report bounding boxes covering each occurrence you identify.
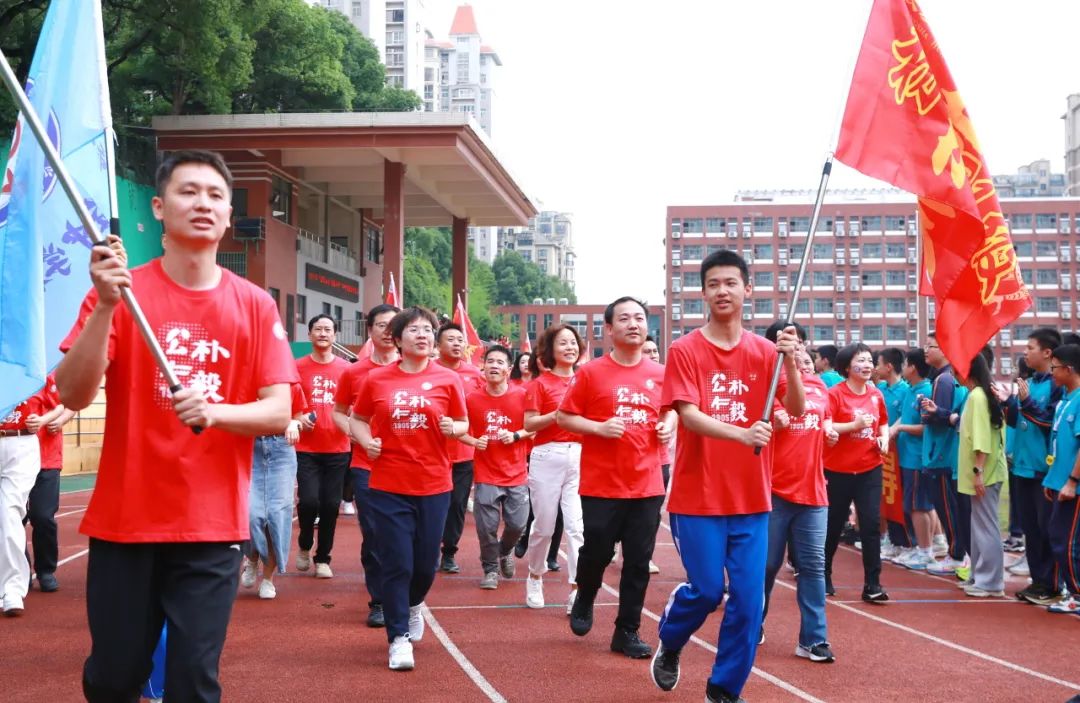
[7,487,1080,702]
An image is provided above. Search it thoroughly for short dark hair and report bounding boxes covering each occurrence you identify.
[645,335,656,343]
[1030,327,1063,352]
[604,296,648,324]
[155,150,233,197]
[1053,344,1080,375]
[484,344,513,364]
[835,343,872,378]
[366,303,400,329]
[437,322,464,343]
[815,344,839,367]
[389,306,439,344]
[700,249,749,287]
[879,347,904,375]
[1063,332,1080,346]
[904,348,930,378]
[764,320,807,343]
[538,324,584,371]
[308,313,337,332]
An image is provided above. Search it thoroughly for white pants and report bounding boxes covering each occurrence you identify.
[1,434,40,600]
[527,441,584,583]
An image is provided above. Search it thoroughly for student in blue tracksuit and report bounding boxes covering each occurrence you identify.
[920,333,968,575]
[1004,327,1063,605]
[1044,344,1080,613]
[877,347,912,556]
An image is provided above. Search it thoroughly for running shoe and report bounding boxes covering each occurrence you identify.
[926,556,961,576]
[526,576,545,609]
[932,534,948,556]
[649,561,661,574]
[796,642,836,663]
[1025,589,1066,607]
[954,565,971,582]
[899,551,934,570]
[1047,596,1080,614]
[705,682,746,702]
[479,571,498,590]
[610,628,652,659]
[861,585,889,603]
[650,643,682,692]
[881,543,901,560]
[1007,555,1030,576]
[258,579,277,600]
[408,604,425,641]
[891,547,916,564]
[315,562,333,579]
[964,585,1005,598]
[296,549,311,572]
[499,553,516,579]
[758,626,765,645]
[1002,535,1025,553]
[570,593,593,636]
[388,636,414,671]
[240,557,258,588]
[439,554,461,573]
[341,500,356,516]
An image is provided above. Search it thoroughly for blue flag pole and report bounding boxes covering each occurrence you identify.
[0,47,193,429]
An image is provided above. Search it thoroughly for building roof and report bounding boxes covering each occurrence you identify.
[152,112,536,227]
[426,39,453,49]
[449,5,479,35]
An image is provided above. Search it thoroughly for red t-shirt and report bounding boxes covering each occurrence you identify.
[661,329,779,516]
[353,362,467,496]
[36,376,64,468]
[441,361,484,463]
[466,385,529,486]
[289,382,309,419]
[823,381,888,474]
[772,373,829,506]
[525,372,581,445]
[559,355,666,499]
[295,355,350,454]
[336,356,395,469]
[1,384,50,431]
[60,259,299,543]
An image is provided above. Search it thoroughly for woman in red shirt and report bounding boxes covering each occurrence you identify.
[523,324,585,614]
[510,351,535,387]
[350,307,468,672]
[822,344,890,603]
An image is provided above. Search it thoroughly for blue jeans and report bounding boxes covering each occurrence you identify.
[249,436,297,572]
[763,496,827,647]
[659,512,767,696]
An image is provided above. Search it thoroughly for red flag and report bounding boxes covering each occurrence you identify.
[521,334,532,354]
[386,272,399,307]
[453,295,484,366]
[835,0,1030,377]
[358,273,402,362]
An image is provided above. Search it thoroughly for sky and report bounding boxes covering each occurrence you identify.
[423,0,1080,304]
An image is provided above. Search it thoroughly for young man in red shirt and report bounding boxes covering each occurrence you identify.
[56,150,297,701]
[27,375,76,594]
[435,323,485,574]
[460,344,533,589]
[558,296,673,659]
[651,250,803,703]
[294,314,352,579]
[333,302,400,627]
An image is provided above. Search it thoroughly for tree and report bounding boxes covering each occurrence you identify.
[492,250,576,306]
[403,255,449,313]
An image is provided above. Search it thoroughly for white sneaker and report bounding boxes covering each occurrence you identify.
[408,604,425,641]
[649,560,661,575]
[927,556,961,576]
[932,534,948,556]
[565,588,577,616]
[2,593,24,617]
[881,543,901,560]
[240,558,258,588]
[900,551,934,570]
[258,579,277,599]
[890,547,914,564]
[315,562,333,579]
[342,500,357,516]
[1007,555,1030,576]
[296,549,311,572]
[526,576,545,609]
[388,636,415,671]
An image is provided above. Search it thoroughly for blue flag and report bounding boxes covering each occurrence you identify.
[0,0,113,418]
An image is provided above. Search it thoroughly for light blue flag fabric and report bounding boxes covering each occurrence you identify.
[0,0,113,419]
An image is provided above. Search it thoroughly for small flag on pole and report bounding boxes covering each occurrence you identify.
[835,0,1029,377]
[0,0,113,417]
[386,272,398,307]
[453,294,484,367]
[520,334,532,354]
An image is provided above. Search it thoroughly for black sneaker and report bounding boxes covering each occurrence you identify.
[514,534,528,559]
[705,681,746,702]
[825,576,836,597]
[796,642,836,663]
[569,594,594,636]
[366,603,386,628]
[611,628,653,659]
[546,558,561,572]
[1002,536,1025,553]
[757,625,765,645]
[37,573,59,593]
[840,523,858,546]
[650,642,681,691]
[861,585,889,603]
[439,554,461,574]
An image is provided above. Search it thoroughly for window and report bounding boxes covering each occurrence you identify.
[862,298,883,313]
[816,217,834,232]
[296,295,307,325]
[753,271,774,287]
[754,298,773,314]
[813,298,834,314]
[333,305,343,325]
[1009,214,1033,230]
[861,243,882,258]
[352,3,362,17]
[387,8,405,22]
[886,298,907,313]
[862,271,884,286]
[527,314,537,336]
[863,324,884,340]
[268,287,280,310]
[685,299,704,314]
[884,215,907,230]
[812,243,834,258]
[1013,241,1032,257]
[386,50,404,66]
[789,217,810,232]
[1037,296,1059,313]
[885,243,906,258]
[683,218,704,233]
[1013,324,1034,340]
[270,176,291,224]
[682,245,704,260]
[683,271,699,287]
[457,54,469,77]
[705,217,724,232]
[813,325,834,341]
[322,302,332,315]
[885,270,906,286]
[592,321,602,340]
[231,188,248,217]
[861,216,883,231]
[812,270,834,286]
[788,244,806,259]
[795,299,810,314]
[887,325,907,341]
[752,217,774,231]
[1037,213,1057,229]
[1035,269,1057,284]
[543,313,554,330]
[1036,240,1057,257]
[753,244,773,259]
[366,227,381,263]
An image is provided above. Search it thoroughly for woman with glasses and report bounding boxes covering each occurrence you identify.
[350,307,468,671]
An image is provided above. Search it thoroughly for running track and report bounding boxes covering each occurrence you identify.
[7,482,1080,702]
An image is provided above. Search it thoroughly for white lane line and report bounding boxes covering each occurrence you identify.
[55,507,87,519]
[57,548,89,568]
[774,575,1080,691]
[423,606,508,703]
[428,602,618,612]
[559,547,825,703]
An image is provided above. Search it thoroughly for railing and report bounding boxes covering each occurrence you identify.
[335,318,366,347]
[297,227,358,272]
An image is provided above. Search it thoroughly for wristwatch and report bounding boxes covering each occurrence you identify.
[972,467,982,475]
[512,431,521,443]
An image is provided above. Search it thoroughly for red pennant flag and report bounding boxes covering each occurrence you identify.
[454,295,485,366]
[386,272,399,307]
[835,0,1030,377]
[521,334,532,354]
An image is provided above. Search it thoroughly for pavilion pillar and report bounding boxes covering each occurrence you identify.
[383,160,406,304]
[452,216,469,311]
